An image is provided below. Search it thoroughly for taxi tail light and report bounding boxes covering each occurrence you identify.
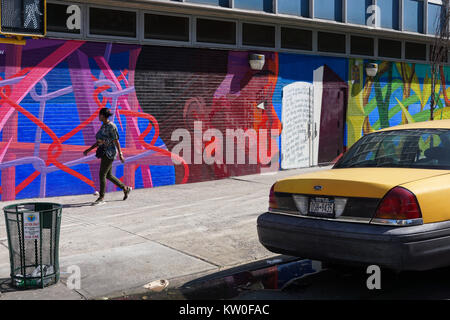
[374,187,422,220]
[269,184,278,210]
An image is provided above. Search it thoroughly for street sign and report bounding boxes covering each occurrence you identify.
[1,0,46,37]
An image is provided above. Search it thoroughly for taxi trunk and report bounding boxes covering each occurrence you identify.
[270,167,450,224]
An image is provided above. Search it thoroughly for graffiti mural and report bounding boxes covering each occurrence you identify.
[347,59,450,147]
[0,40,284,200]
[0,40,183,200]
[134,47,283,183]
[275,53,347,166]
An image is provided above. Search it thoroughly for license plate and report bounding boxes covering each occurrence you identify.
[309,197,335,218]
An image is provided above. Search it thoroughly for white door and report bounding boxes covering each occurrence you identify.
[312,66,324,166]
[281,81,313,169]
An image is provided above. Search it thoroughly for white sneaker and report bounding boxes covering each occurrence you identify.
[92,198,105,206]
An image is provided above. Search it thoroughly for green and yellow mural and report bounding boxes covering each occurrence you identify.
[347,59,450,147]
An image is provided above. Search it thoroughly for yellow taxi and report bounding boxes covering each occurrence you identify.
[257,120,450,271]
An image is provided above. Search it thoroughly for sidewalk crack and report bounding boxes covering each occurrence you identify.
[59,278,89,300]
[107,224,221,268]
[152,239,222,268]
[229,177,267,184]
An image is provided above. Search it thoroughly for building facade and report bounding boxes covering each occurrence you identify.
[0,0,448,200]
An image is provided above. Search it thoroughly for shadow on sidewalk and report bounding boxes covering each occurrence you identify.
[62,202,94,208]
[62,199,124,208]
[0,278,19,293]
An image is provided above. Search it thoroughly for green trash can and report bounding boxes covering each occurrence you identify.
[3,202,62,289]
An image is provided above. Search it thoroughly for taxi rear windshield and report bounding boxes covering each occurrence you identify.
[335,129,450,169]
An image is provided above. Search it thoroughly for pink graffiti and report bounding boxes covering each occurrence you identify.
[0,41,188,200]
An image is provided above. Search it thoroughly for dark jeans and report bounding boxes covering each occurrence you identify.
[99,156,125,198]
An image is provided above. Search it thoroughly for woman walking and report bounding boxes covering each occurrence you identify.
[83,108,132,205]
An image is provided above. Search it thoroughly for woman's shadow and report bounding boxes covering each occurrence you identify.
[62,202,95,208]
[62,200,123,208]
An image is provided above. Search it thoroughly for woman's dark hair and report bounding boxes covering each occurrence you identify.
[99,108,113,118]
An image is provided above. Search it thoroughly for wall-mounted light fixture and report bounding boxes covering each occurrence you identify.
[249,54,265,71]
[365,62,378,77]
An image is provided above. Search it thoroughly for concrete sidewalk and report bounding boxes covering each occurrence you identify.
[0,166,329,300]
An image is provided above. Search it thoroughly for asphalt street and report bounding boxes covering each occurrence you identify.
[233,265,450,300]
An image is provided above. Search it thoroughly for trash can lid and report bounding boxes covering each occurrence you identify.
[3,202,62,214]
